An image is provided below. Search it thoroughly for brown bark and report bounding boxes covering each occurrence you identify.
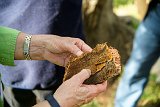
[83,0,134,64]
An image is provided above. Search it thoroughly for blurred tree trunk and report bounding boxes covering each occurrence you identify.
[83,0,134,64]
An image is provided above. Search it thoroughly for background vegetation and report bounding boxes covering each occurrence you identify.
[113,0,134,7]
[81,0,160,107]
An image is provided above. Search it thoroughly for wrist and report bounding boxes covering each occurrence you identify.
[53,94,72,107]
[15,33,47,60]
[23,34,32,60]
[53,95,62,107]
[15,32,25,60]
[45,94,60,107]
[29,35,46,60]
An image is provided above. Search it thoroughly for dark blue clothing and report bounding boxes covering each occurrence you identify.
[0,0,84,89]
[143,1,160,35]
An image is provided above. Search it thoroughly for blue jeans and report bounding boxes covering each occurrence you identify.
[115,4,160,107]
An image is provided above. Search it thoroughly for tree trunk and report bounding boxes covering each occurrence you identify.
[83,0,134,64]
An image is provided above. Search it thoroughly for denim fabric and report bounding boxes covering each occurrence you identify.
[0,0,84,89]
[115,3,160,107]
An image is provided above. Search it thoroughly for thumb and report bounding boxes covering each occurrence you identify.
[72,69,91,84]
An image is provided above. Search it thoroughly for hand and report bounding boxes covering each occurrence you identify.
[15,33,92,66]
[33,69,107,107]
[37,35,92,66]
[54,69,107,107]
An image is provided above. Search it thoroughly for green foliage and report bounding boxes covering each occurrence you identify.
[126,16,140,29]
[0,100,3,107]
[139,74,160,107]
[81,99,100,107]
[113,0,134,7]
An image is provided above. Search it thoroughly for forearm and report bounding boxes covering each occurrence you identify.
[14,32,25,60]
[15,33,48,60]
[1,26,92,66]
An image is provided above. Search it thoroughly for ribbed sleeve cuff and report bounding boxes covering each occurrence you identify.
[0,27,20,66]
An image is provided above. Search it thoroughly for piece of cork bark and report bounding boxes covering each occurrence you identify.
[64,43,121,84]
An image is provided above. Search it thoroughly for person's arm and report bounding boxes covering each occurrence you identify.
[0,26,20,66]
[0,26,92,67]
[0,27,107,107]
[15,34,92,66]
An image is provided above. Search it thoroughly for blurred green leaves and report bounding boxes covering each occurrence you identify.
[113,0,134,7]
[138,74,160,107]
[81,99,100,107]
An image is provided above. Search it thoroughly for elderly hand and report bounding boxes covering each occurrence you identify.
[15,33,92,66]
[33,69,107,107]
[36,35,92,66]
[54,69,107,107]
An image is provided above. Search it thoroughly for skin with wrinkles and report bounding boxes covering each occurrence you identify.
[15,33,106,107]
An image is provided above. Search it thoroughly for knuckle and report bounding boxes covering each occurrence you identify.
[75,38,84,43]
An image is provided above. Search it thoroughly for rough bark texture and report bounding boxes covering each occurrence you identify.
[64,43,121,84]
[83,0,134,64]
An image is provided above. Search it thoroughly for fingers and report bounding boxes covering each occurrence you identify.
[66,38,92,56]
[55,37,92,56]
[81,44,92,53]
[74,39,92,53]
[70,45,83,56]
[76,81,107,105]
[71,69,91,84]
[95,81,107,93]
[81,42,92,53]
[71,43,92,56]
[83,81,107,98]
